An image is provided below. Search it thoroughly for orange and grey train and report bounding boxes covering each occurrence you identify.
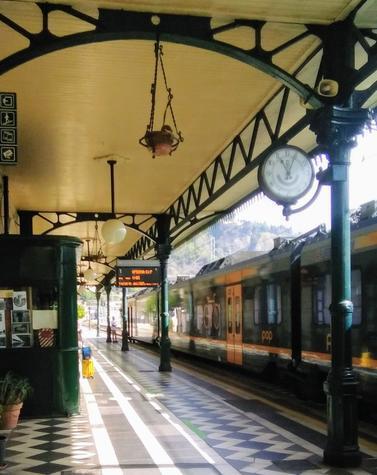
[128,202,377,411]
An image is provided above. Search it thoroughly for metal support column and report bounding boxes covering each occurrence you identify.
[96,288,101,337]
[155,214,172,372]
[311,106,369,467]
[121,287,129,351]
[105,284,112,343]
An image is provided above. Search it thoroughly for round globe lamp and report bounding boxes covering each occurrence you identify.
[83,267,96,282]
[101,219,127,244]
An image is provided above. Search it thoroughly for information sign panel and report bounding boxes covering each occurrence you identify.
[116,259,160,287]
[0,93,17,164]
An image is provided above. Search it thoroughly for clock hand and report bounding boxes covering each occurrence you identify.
[286,155,296,178]
[279,158,293,179]
[279,158,289,174]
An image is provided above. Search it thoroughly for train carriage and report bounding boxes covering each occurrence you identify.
[128,201,377,411]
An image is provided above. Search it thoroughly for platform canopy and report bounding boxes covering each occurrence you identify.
[0,0,376,284]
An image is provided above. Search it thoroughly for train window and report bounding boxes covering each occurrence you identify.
[312,275,331,325]
[313,272,361,325]
[196,305,203,333]
[351,269,362,325]
[254,286,262,324]
[313,278,325,324]
[266,284,281,324]
[227,297,233,333]
[235,296,241,333]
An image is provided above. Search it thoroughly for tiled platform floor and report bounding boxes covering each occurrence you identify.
[1,335,377,475]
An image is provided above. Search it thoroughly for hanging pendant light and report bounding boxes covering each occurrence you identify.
[77,262,87,295]
[101,159,127,244]
[139,36,183,158]
[102,218,126,244]
[83,239,97,282]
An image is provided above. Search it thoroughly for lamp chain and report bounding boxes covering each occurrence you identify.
[94,221,104,260]
[86,239,92,269]
[148,40,160,133]
[159,45,182,141]
[139,35,184,156]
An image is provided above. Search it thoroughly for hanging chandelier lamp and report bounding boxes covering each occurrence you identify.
[77,262,87,295]
[139,37,183,158]
[83,238,97,282]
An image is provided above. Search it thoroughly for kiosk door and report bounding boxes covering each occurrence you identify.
[226,284,243,365]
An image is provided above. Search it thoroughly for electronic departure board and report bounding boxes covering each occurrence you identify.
[116,260,160,287]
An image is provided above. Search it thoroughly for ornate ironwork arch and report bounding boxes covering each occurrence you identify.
[0,3,324,108]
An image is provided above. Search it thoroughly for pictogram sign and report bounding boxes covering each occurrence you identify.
[0,93,17,164]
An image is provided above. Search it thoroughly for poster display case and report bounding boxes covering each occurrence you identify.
[0,287,59,349]
[0,289,33,348]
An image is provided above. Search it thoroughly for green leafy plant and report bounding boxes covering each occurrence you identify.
[0,371,33,408]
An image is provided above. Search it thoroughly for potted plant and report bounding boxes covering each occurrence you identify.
[0,371,33,430]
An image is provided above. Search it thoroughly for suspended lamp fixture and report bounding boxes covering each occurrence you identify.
[83,239,97,282]
[92,221,105,262]
[101,159,127,244]
[139,35,183,158]
[77,262,87,295]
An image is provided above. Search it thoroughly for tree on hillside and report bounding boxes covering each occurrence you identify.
[169,218,292,279]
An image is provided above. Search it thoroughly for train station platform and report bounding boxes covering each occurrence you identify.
[1,330,377,475]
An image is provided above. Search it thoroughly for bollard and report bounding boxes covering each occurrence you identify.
[0,434,7,469]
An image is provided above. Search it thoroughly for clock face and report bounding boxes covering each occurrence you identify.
[258,145,315,204]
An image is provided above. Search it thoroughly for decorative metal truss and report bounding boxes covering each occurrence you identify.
[18,210,157,241]
[2,2,377,260]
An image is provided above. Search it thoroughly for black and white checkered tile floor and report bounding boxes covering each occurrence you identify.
[1,338,377,474]
[0,408,98,474]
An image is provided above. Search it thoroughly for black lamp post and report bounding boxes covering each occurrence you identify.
[121,287,129,351]
[155,214,172,372]
[310,105,369,467]
[96,288,101,338]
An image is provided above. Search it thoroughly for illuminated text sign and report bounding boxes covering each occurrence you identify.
[116,260,160,288]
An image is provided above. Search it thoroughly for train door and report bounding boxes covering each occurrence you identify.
[226,284,243,365]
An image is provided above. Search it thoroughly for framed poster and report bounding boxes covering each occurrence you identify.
[12,334,32,348]
[12,309,30,323]
[12,322,30,334]
[13,291,27,310]
[0,309,4,333]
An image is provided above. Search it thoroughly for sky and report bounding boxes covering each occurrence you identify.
[169,127,377,274]
[237,127,377,235]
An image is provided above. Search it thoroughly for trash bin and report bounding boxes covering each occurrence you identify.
[81,346,94,378]
[82,359,94,378]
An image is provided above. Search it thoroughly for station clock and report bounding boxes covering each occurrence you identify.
[258,145,315,205]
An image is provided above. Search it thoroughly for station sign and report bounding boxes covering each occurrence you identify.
[0,93,17,165]
[116,259,160,288]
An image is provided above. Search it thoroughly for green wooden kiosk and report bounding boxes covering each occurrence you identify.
[0,234,81,417]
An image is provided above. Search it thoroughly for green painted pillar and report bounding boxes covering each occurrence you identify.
[105,284,112,343]
[121,287,129,351]
[155,214,172,372]
[57,238,82,416]
[311,106,368,467]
